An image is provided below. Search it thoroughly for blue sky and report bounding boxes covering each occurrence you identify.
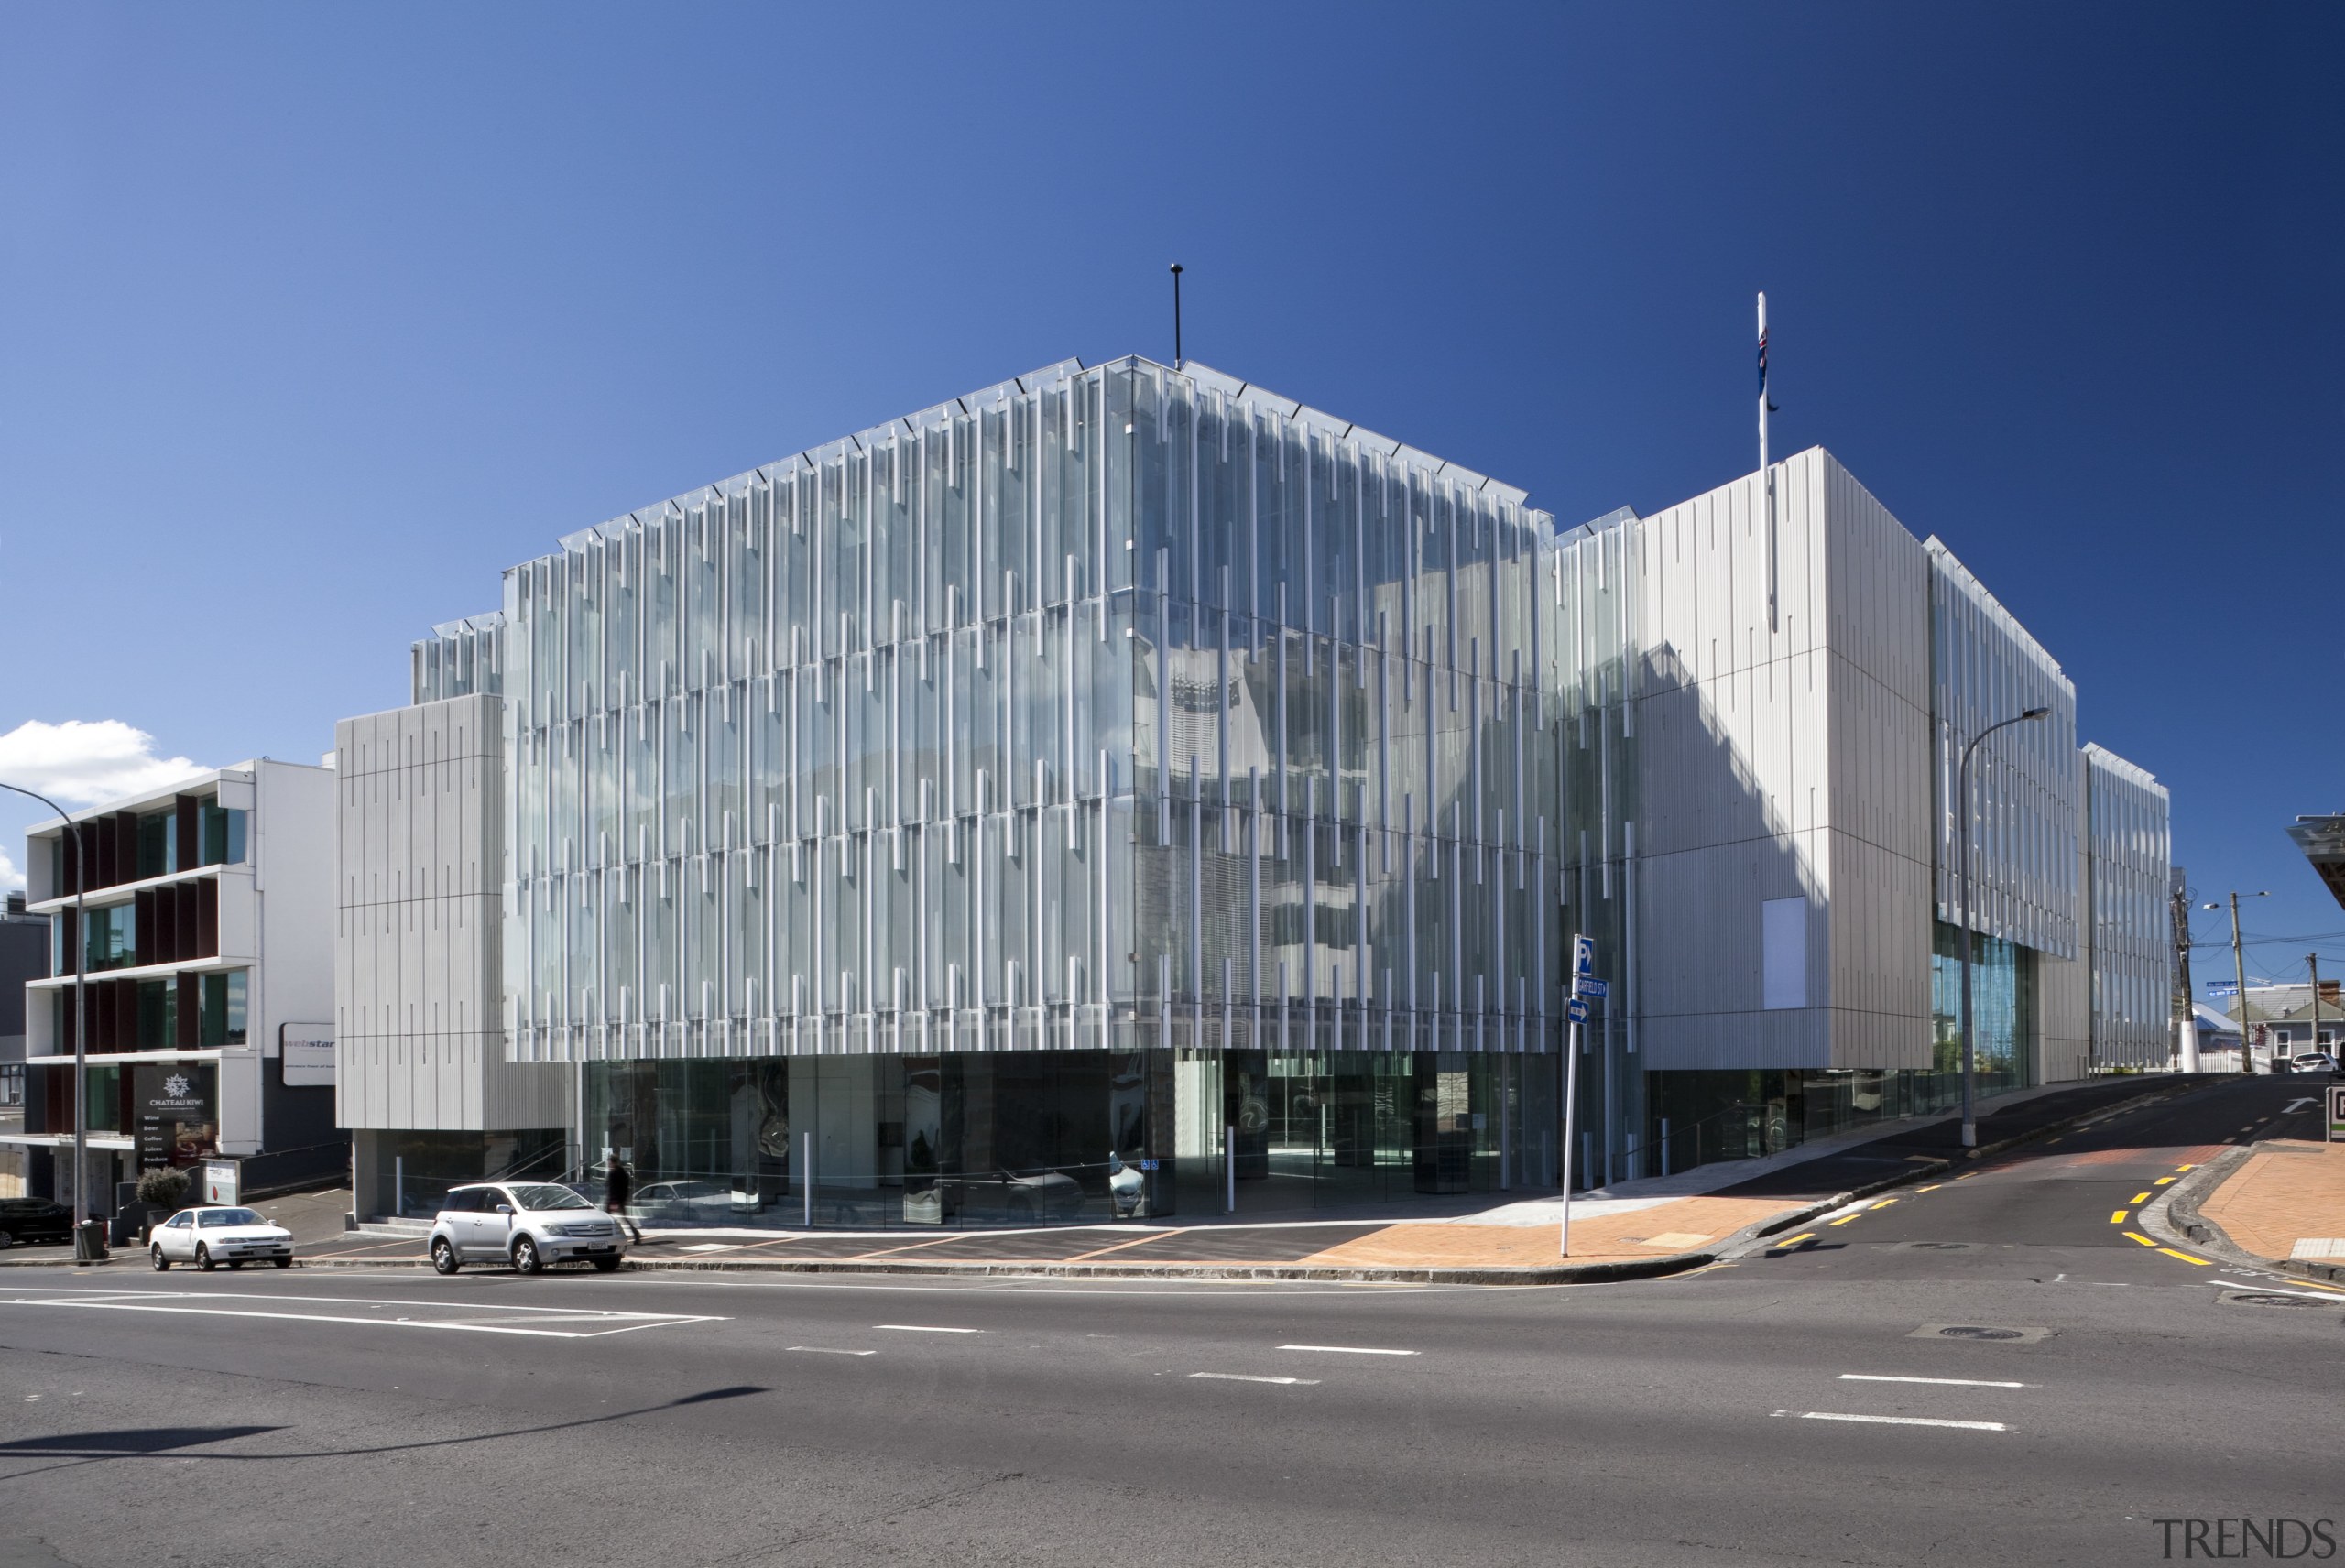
[3,3,2340,986]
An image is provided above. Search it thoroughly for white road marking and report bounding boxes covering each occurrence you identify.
[2283,1097,2318,1114]
[1277,1344,1418,1356]
[1190,1372,1319,1386]
[788,1346,877,1356]
[875,1323,983,1334]
[1838,1375,2029,1388]
[0,1289,717,1340]
[1792,1411,2008,1432]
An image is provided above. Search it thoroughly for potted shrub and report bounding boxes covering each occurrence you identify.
[131,1167,191,1244]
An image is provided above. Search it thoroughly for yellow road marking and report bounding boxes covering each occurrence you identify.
[2110,1211,2130,1224]
[2157,1248,2214,1266]
[2154,1177,2176,1186]
[2176,1164,2197,1171]
[2123,1232,2156,1247]
[1774,1233,1817,1247]
[1915,1184,1942,1193]
[1827,1215,1860,1226]
[2130,1192,2151,1204]
[1870,1200,1898,1210]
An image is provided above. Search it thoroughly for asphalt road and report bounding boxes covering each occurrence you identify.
[2,1075,2338,1568]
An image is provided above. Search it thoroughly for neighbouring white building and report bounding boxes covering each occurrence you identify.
[11,760,342,1213]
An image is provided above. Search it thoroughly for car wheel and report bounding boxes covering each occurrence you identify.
[194,1244,214,1271]
[511,1235,543,1275]
[431,1237,461,1275]
[590,1256,621,1272]
[0,1228,14,1250]
[150,1245,170,1271]
[272,1256,293,1269]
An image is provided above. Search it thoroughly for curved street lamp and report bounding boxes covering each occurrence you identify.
[0,780,94,1256]
[1958,706,2051,1149]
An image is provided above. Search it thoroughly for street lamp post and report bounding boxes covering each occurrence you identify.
[0,781,95,1258]
[2203,894,2267,1073]
[1958,707,2051,1149]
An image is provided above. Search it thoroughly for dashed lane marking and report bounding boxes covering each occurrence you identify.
[1838,1375,2030,1388]
[2130,1192,2152,1204]
[788,1346,876,1356]
[1191,1373,1318,1386]
[1278,1344,1418,1356]
[2154,1177,2177,1186]
[2110,1211,2130,1224]
[1782,1411,2009,1432]
[0,1289,720,1340]
[876,1323,982,1334]
[2123,1233,2157,1247]
[2157,1249,2216,1266]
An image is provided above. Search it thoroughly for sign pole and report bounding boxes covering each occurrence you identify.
[1560,1016,1579,1257]
[1561,932,1595,1258]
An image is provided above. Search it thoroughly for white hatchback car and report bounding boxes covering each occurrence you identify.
[150,1206,295,1271]
[429,1182,628,1275]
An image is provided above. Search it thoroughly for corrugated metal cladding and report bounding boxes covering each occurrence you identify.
[1633,450,1935,1073]
[333,694,566,1129]
[1926,542,2080,959]
[2083,744,2173,1069]
[446,355,1618,1066]
[1628,449,2167,1076]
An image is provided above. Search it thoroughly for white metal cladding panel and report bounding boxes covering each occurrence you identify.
[333,693,543,1131]
[2041,951,2089,1083]
[1631,459,1838,1073]
[1818,454,1931,717]
[2083,745,2173,1069]
[1928,543,2080,959]
[1817,833,1934,1070]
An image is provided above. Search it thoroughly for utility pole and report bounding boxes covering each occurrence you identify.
[2231,895,2252,1072]
[2170,872,2199,1072]
[2307,952,2326,1062]
[0,781,93,1258]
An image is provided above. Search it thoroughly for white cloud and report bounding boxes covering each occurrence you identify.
[0,720,211,813]
[0,846,20,894]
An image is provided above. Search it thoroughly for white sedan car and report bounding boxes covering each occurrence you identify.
[150,1206,295,1271]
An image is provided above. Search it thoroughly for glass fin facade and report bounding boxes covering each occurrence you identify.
[390,368,2170,1212]
[453,357,1590,1072]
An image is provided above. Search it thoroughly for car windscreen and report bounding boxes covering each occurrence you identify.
[509,1184,593,1212]
[200,1209,264,1228]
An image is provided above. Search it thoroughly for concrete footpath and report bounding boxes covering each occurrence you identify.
[7,1073,2216,1285]
[2153,1110,2345,1284]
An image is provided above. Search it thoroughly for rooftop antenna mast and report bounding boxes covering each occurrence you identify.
[1759,291,1779,633]
[1170,263,1183,368]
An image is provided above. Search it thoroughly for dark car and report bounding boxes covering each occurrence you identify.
[0,1198,74,1249]
[941,1168,1087,1224]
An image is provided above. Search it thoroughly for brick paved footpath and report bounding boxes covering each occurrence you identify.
[2197,1139,2345,1264]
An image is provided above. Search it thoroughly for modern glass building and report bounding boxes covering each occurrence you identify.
[387,356,1621,1222]
[339,358,2174,1225]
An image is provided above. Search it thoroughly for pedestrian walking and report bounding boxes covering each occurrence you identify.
[605,1153,643,1244]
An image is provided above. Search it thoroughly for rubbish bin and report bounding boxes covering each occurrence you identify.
[73,1221,109,1263]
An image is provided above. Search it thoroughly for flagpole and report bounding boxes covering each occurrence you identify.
[1759,291,1776,633]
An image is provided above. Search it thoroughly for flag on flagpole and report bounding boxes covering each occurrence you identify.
[1757,322,1769,397]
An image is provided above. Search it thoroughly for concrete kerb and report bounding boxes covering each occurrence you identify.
[5,1082,2201,1284]
[2140,1141,2345,1286]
